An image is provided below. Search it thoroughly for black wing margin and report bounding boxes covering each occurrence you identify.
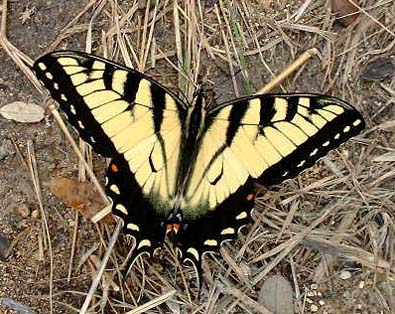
[33,50,187,157]
[205,94,365,187]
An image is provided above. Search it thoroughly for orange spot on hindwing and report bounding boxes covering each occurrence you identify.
[111,164,119,172]
[246,193,255,201]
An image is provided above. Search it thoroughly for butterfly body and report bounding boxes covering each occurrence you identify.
[33,50,365,276]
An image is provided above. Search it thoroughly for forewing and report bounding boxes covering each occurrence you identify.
[184,94,364,204]
[33,51,187,262]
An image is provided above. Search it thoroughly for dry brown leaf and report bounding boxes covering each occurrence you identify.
[50,177,115,224]
[332,0,359,27]
[0,101,45,123]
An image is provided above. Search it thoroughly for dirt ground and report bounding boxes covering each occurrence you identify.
[0,0,394,313]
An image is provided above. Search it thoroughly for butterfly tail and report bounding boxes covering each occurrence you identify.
[182,251,203,293]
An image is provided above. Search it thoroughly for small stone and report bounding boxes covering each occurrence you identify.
[361,57,395,81]
[310,283,318,290]
[258,275,294,314]
[311,304,319,312]
[0,139,15,160]
[239,262,251,277]
[358,280,365,289]
[306,297,314,304]
[0,297,35,314]
[339,270,352,280]
[18,204,30,218]
[319,300,325,306]
[31,209,40,219]
[0,233,9,260]
[306,291,316,297]
[343,291,352,299]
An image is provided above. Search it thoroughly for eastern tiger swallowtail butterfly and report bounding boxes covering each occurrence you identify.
[33,50,365,279]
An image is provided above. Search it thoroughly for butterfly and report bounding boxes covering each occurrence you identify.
[33,50,365,280]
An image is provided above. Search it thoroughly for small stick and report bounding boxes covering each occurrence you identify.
[251,202,333,285]
[255,48,319,94]
[1,0,8,37]
[79,218,123,314]
[27,141,54,314]
[290,256,303,313]
[67,210,79,282]
[124,289,177,314]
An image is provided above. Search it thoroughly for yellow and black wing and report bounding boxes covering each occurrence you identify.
[33,51,187,258]
[33,50,365,278]
[178,94,364,264]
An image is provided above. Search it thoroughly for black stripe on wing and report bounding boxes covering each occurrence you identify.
[259,106,364,186]
[34,53,119,156]
[33,50,187,157]
[207,94,365,187]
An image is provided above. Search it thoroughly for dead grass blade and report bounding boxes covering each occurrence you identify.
[27,141,54,313]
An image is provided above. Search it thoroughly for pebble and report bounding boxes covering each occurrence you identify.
[258,275,294,314]
[306,297,314,304]
[361,57,395,81]
[359,280,365,289]
[319,300,325,306]
[0,233,9,260]
[18,204,30,218]
[31,209,40,219]
[310,283,318,290]
[0,139,15,160]
[310,304,319,312]
[339,270,352,280]
[0,298,36,314]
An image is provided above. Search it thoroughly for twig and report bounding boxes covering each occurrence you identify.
[215,4,239,97]
[251,203,334,285]
[255,47,319,94]
[79,218,123,314]
[67,210,79,282]
[125,289,177,314]
[27,141,54,314]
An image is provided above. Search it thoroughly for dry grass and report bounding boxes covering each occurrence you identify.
[1,0,395,313]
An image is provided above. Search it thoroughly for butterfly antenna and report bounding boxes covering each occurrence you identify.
[198,67,243,108]
[217,68,242,87]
